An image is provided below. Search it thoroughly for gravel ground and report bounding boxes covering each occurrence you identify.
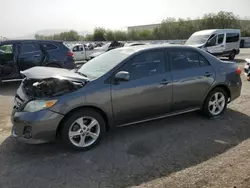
[0,49,250,188]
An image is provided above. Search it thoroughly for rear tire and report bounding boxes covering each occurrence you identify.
[202,88,228,118]
[61,109,106,150]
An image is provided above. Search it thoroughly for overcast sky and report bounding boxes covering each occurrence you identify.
[1,0,250,38]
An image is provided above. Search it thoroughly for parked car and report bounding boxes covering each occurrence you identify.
[0,40,75,82]
[70,43,90,61]
[123,42,146,47]
[89,41,124,59]
[185,29,241,60]
[11,44,242,150]
[244,58,250,80]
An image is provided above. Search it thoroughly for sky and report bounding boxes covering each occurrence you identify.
[1,0,250,38]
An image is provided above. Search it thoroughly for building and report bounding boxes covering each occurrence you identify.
[127,23,161,32]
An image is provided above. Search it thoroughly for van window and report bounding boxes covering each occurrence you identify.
[226,33,239,43]
[217,34,224,44]
[206,35,216,47]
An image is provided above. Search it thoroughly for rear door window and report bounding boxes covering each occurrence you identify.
[226,33,240,43]
[20,43,39,54]
[41,43,58,50]
[169,49,210,70]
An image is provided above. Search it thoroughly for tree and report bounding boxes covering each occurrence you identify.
[93,27,106,41]
[32,11,250,41]
[85,34,93,41]
[105,30,115,41]
[113,30,127,41]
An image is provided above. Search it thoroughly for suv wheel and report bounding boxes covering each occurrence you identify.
[228,51,236,60]
[203,88,228,118]
[61,110,105,150]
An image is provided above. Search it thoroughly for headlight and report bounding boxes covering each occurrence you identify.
[23,100,57,112]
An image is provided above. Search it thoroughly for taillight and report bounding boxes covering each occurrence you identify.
[236,67,242,75]
[67,51,74,57]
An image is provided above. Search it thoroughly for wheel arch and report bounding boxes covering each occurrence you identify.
[204,84,231,103]
[56,105,111,139]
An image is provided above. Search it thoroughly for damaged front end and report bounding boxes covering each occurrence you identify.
[22,78,85,98]
[20,67,89,99]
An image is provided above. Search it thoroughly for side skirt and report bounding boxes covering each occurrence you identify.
[118,108,201,127]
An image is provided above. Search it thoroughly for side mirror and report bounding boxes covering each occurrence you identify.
[115,71,130,82]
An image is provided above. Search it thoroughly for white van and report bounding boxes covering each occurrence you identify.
[185,29,241,60]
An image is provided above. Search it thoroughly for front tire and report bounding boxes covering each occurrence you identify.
[61,109,106,150]
[228,51,236,60]
[202,88,228,118]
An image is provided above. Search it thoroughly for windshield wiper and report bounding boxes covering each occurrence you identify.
[76,71,87,78]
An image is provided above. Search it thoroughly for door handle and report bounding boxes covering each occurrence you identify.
[159,79,169,85]
[34,54,40,57]
[204,72,212,77]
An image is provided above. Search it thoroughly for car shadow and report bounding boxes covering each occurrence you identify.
[0,109,250,188]
[0,81,20,97]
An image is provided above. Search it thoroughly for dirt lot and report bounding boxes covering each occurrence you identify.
[0,49,250,188]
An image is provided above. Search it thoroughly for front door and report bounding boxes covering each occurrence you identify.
[17,42,43,71]
[111,49,173,126]
[169,48,215,111]
[73,45,85,61]
[206,34,225,56]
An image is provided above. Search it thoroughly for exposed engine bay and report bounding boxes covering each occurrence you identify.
[23,78,85,98]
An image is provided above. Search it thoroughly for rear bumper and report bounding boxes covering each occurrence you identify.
[229,79,242,102]
[11,109,64,144]
[64,58,76,69]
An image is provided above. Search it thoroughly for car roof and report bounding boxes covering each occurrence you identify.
[121,43,195,52]
[193,29,241,36]
[0,39,63,45]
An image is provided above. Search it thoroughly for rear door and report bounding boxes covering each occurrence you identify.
[169,48,215,111]
[111,49,173,125]
[17,42,43,71]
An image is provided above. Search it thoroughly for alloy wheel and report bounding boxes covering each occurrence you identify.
[208,92,226,116]
[68,116,100,148]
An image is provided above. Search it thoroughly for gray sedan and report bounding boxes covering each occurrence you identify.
[11,44,242,150]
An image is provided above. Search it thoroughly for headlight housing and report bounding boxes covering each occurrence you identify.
[23,100,57,112]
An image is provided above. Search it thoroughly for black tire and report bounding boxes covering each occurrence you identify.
[47,63,61,68]
[228,51,236,60]
[61,109,106,150]
[202,87,228,118]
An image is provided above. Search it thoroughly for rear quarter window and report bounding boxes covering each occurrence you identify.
[41,43,58,50]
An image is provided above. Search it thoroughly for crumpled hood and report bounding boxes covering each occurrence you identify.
[21,67,89,82]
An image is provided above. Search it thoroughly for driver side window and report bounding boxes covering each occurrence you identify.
[206,34,217,47]
[0,44,13,54]
[121,50,165,80]
[73,46,80,52]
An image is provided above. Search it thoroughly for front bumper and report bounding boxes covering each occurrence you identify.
[11,109,64,144]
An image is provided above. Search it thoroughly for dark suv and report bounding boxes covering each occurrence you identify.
[0,40,75,82]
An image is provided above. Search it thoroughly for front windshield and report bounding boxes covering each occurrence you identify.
[185,35,210,45]
[77,48,135,78]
